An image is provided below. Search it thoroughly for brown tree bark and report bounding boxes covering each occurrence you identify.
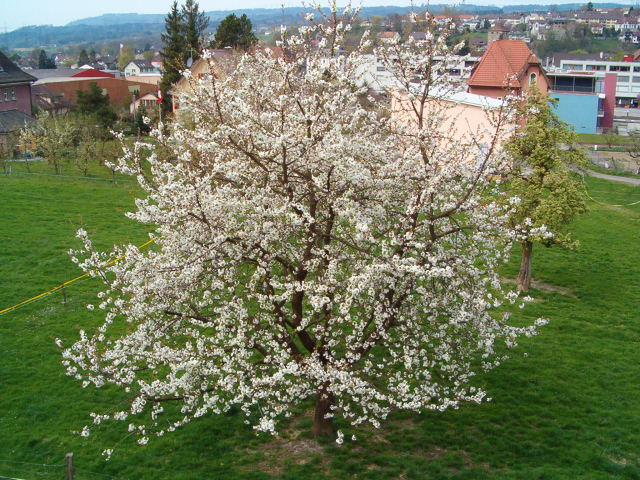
[517,240,533,292]
[312,389,334,438]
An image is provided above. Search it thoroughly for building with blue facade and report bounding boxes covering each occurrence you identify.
[549,92,601,134]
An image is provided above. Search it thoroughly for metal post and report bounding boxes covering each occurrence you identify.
[65,452,74,480]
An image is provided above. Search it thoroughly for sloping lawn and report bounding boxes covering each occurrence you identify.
[0,171,638,479]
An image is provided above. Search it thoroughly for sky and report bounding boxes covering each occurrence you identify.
[2,0,596,32]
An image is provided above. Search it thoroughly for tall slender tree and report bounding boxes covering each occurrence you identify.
[182,0,209,61]
[78,49,90,66]
[160,1,186,112]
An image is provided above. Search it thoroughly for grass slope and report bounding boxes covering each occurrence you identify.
[0,169,638,479]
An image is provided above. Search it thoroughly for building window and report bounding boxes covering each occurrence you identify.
[3,89,7,101]
[618,75,630,82]
[11,88,15,100]
[530,72,537,86]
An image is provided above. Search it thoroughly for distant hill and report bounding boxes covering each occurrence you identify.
[67,13,165,26]
[0,3,633,49]
[501,2,634,12]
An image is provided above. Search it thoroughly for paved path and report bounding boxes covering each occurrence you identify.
[587,170,640,186]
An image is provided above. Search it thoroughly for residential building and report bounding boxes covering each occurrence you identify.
[488,24,510,43]
[171,50,237,113]
[377,31,401,44]
[0,50,36,117]
[130,92,159,116]
[467,40,549,98]
[31,84,72,116]
[124,60,158,77]
[0,50,36,155]
[34,76,156,109]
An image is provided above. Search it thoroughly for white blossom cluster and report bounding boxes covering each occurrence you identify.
[60,4,546,448]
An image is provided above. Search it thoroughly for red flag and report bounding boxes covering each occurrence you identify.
[157,88,163,103]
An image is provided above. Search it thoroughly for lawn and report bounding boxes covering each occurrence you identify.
[0,168,639,479]
[576,133,637,146]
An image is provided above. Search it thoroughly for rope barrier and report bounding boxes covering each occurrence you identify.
[0,238,156,317]
[582,173,640,207]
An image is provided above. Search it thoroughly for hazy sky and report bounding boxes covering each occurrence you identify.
[3,0,583,32]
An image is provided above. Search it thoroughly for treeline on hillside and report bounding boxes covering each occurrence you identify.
[531,25,635,59]
[0,5,503,49]
[0,24,163,49]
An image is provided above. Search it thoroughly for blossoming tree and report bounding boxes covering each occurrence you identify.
[62,6,545,451]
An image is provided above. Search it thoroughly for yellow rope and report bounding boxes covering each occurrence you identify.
[582,174,640,207]
[0,238,156,316]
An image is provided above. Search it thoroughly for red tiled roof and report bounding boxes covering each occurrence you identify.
[72,68,114,78]
[467,40,541,88]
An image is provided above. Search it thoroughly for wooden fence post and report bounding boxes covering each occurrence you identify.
[65,452,74,480]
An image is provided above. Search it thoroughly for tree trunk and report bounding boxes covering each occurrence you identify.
[312,389,334,438]
[517,240,533,292]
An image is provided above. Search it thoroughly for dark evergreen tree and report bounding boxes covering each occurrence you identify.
[78,49,90,66]
[38,50,56,69]
[76,82,117,129]
[182,0,209,60]
[134,104,152,135]
[458,39,470,56]
[160,1,186,113]
[38,50,48,68]
[211,13,257,49]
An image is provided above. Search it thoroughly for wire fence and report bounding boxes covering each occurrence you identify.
[0,455,127,480]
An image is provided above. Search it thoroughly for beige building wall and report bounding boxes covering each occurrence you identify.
[391,90,514,149]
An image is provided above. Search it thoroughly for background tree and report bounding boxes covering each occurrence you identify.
[182,0,209,60]
[211,13,257,49]
[160,1,186,113]
[118,45,135,70]
[133,104,152,136]
[19,112,77,174]
[62,9,544,451]
[76,82,117,130]
[37,50,56,69]
[78,49,90,66]
[624,131,640,174]
[505,88,588,292]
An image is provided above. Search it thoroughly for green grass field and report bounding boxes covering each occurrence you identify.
[0,165,639,479]
[576,133,637,146]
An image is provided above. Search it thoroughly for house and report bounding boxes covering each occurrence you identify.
[0,110,35,156]
[488,23,511,43]
[124,60,158,77]
[409,32,428,44]
[377,31,401,44]
[0,50,36,155]
[469,37,488,55]
[467,40,549,98]
[0,49,36,117]
[130,92,159,116]
[31,84,72,116]
[171,50,238,113]
[34,77,157,109]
